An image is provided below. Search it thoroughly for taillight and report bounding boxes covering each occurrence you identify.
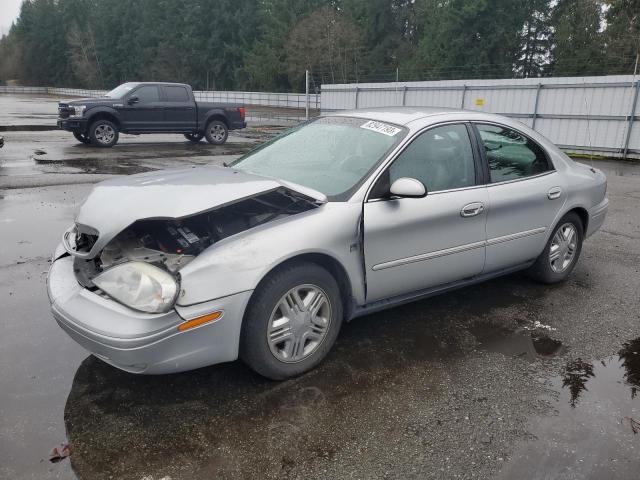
[238,107,245,120]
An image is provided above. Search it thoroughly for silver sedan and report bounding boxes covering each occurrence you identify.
[47,108,609,379]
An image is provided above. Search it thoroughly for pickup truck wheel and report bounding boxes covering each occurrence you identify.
[72,132,91,144]
[240,262,343,380]
[184,132,204,143]
[89,119,119,148]
[204,120,228,145]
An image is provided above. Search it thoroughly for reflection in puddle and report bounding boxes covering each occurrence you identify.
[560,337,640,408]
[561,359,595,408]
[475,327,566,361]
[619,337,640,399]
[498,338,640,479]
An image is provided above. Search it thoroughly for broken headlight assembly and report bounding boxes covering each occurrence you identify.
[93,261,179,313]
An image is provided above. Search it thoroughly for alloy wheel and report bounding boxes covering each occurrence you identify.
[208,124,226,142]
[94,124,115,145]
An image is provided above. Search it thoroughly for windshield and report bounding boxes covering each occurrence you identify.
[105,82,138,98]
[231,116,406,200]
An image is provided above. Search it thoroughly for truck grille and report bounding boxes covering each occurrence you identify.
[58,103,73,119]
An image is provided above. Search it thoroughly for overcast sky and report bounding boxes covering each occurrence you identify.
[1,0,23,36]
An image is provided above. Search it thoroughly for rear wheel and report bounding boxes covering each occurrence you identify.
[204,120,228,145]
[72,132,91,144]
[240,262,343,380]
[184,132,204,143]
[88,119,119,148]
[528,212,583,284]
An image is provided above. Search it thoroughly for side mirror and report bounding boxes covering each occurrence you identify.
[127,96,139,105]
[389,177,427,198]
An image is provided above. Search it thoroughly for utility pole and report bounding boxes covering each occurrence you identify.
[305,69,310,121]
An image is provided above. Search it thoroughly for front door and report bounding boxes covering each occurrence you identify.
[364,123,488,303]
[473,123,566,272]
[120,85,164,131]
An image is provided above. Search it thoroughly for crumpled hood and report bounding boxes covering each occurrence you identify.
[69,165,325,258]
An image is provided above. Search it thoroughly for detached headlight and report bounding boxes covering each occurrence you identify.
[93,262,178,313]
[70,105,86,118]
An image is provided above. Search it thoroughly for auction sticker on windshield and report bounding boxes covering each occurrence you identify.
[360,120,402,136]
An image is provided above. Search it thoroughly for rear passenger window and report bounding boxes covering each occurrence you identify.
[476,124,552,183]
[132,86,159,103]
[164,86,189,102]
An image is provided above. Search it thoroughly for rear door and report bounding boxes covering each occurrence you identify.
[161,85,197,131]
[363,123,488,303]
[473,122,565,272]
[120,85,164,131]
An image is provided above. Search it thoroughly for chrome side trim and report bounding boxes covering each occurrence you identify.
[372,240,485,271]
[485,227,547,246]
[371,227,547,271]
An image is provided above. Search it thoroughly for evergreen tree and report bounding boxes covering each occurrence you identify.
[605,0,640,73]
[549,0,606,76]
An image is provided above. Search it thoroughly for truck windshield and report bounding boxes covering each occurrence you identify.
[105,83,138,99]
[230,117,406,201]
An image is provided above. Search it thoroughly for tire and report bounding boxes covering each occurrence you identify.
[240,262,343,380]
[88,119,119,148]
[73,131,91,144]
[204,120,228,145]
[527,212,584,284]
[184,132,204,143]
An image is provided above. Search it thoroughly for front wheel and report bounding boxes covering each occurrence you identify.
[240,262,343,380]
[184,132,204,143]
[73,131,91,144]
[527,212,584,284]
[204,120,228,145]
[88,119,119,148]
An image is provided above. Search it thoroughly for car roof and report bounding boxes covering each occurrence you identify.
[124,82,189,87]
[328,106,507,127]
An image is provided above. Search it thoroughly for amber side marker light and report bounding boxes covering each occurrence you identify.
[178,311,223,332]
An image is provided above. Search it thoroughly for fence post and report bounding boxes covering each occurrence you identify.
[623,80,640,159]
[460,85,466,109]
[354,86,359,109]
[531,83,542,130]
[305,70,310,121]
[402,85,407,106]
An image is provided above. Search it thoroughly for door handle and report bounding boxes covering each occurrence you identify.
[547,187,562,200]
[460,202,485,217]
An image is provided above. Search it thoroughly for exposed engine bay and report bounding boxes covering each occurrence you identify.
[73,188,320,288]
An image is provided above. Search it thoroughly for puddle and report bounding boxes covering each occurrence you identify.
[498,337,640,480]
[560,337,640,409]
[475,326,566,361]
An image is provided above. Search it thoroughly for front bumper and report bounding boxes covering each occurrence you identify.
[47,254,252,374]
[586,197,609,238]
[57,118,88,132]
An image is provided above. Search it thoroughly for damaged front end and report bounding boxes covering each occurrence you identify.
[70,187,321,311]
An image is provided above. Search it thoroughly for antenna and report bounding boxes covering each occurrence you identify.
[582,78,595,168]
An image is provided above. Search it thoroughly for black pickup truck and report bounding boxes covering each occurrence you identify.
[57,82,246,147]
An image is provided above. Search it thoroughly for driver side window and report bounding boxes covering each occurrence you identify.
[376,123,476,197]
[131,86,160,104]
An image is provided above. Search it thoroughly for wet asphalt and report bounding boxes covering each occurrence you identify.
[0,94,639,479]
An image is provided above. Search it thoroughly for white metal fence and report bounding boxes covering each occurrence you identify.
[321,75,640,158]
[0,86,320,110]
